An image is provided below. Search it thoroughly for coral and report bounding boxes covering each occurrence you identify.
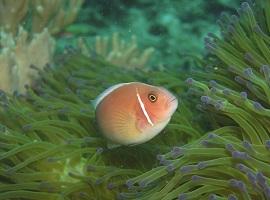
[118,0,270,199]
[0,27,55,93]
[0,0,83,35]
[77,33,155,69]
[0,53,201,200]
[0,0,83,94]
[78,0,241,67]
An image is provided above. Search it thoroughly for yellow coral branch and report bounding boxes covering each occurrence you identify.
[78,33,155,69]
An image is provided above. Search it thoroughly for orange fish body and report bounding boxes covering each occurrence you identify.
[94,82,178,146]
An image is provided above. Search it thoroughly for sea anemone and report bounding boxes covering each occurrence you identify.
[119,0,270,199]
[0,51,200,199]
[2,0,270,200]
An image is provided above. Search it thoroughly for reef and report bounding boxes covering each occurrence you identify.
[0,0,83,35]
[67,0,241,66]
[77,33,155,69]
[0,27,55,94]
[0,0,83,94]
[1,0,270,200]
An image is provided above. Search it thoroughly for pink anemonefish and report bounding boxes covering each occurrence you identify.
[93,82,178,147]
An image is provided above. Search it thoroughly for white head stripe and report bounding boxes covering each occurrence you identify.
[136,88,154,126]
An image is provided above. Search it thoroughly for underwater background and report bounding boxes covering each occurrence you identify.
[1,0,270,199]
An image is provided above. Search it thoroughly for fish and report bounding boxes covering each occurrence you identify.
[93,82,178,147]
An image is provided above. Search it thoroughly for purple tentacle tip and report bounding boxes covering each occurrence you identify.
[234,76,245,84]
[117,193,125,200]
[79,192,88,198]
[240,91,247,100]
[201,140,211,147]
[256,172,267,187]
[47,157,57,163]
[207,32,216,38]
[65,87,72,93]
[253,101,264,111]
[207,132,217,139]
[156,154,165,161]
[191,175,202,182]
[242,140,253,151]
[214,100,225,110]
[86,165,95,172]
[260,65,270,74]
[171,146,184,158]
[229,179,238,187]
[208,194,217,200]
[204,37,212,44]
[160,159,171,166]
[231,14,239,23]
[254,24,263,34]
[243,67,253,77]
[244,53,254,62]
[237,181,247,191]
[229,179,247,192]
[260,65,266,73]
[166,164,175,173]
[180,165,193,174]
[223,88,231,95]
[235,163,246,172]
[209,80,217,87]
[139,180,148,188]
[58,107,69,114]
[126,180,133,189]
[210,87,217,94]
[228,25,236,34]
[228,194,238,200]
[178,193,187,200]
[201,96,211,104]
[225,144,235,152]
[96,147,104,154]
[95,178,103,185]
[265,140,270,150]
[22,124,32,131]
[264,186,270,198]
[197,161,207,170]
[186,78,194,85]
[232,151,250,160]
[247,172,256,185]
[241,2,250,10]
[107,182,115,190]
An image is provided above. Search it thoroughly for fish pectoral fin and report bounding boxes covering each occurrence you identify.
[128,142,140,147]
[107,141,122,149]
[113,110,136,135]
[135,118,149,132]
[90,100,96,108]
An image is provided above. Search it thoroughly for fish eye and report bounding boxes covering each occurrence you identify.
[148,93,157,102]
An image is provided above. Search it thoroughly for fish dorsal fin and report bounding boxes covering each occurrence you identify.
[92,83,131,109]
